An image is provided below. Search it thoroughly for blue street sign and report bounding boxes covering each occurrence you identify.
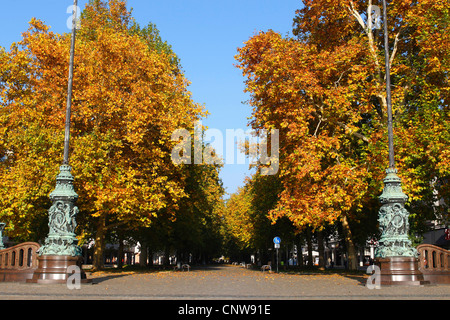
[273,236,281,245]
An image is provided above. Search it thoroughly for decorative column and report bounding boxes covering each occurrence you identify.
[375,168,417,259]
[28,0,90,284]
[374,0,427,286]
[37,165,81,257]
[374,168,427,285]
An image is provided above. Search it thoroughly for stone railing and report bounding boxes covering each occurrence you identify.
[0,242,41,282]
[417,244,450,284]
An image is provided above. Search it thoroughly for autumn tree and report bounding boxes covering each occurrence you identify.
[220,173,296,265]
[0,0,205,269]
[236,0,449,269]
[221,186,254,260]
[128,125,226,266]
[246,173,296,265]
[170,160,225,263]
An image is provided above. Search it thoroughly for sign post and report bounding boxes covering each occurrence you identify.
[273,237,281,273]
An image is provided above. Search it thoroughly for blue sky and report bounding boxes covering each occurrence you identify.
[0,0,303,197]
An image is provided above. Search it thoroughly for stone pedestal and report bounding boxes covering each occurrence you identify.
[27,255,91,284]
[376,256,429,286]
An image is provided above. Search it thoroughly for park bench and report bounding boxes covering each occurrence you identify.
[239,262,252,269]
[174,263,190,272]
[182,264,190,271]
[0,242,41,282]
[261,264,271,272]
[417,244,450,284]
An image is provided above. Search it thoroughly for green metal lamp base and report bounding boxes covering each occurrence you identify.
[38,165,83,258]
[374,168,428,285]
[375,168,418,259]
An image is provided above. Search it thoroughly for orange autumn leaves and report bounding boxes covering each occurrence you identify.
[236,30,370,231]
[236,0,449,232]
[0,0,205,238]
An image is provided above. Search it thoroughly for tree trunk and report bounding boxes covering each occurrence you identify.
[148,249,153,266]
[317,230,325,269]
[117,235,124,269]
[306,227,314,267]
[140,242,148,267]
[164,246,170,266]
[297,240,303,267]
[93,215,107,270]
[341,215,357,270]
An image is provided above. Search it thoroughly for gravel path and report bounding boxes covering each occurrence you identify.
[0,264,449,300]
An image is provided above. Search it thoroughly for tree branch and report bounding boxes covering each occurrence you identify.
[389,30,401,69]
[313,117,322,137]
[348,0,366,30]
[348,1,381,80]
[336,121,369,143]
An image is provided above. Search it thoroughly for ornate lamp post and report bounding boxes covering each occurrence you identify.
[374,0,427,286]
[28,0,89,284]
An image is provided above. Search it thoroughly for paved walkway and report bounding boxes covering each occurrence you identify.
[0,265,449,300]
